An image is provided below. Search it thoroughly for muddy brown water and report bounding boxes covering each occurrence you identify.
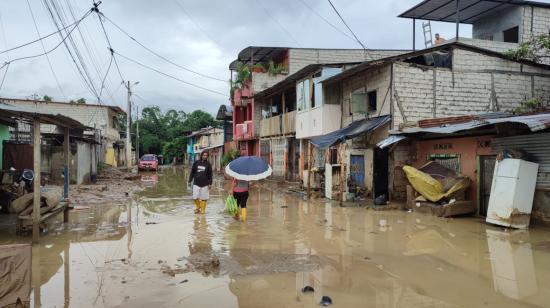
[1,167,549,307]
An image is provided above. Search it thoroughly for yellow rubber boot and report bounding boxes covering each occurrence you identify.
[194,199,201,214]
[200,200,207,214]
[241,208,247,222]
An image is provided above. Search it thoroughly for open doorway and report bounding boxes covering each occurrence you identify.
[373,148,389,199]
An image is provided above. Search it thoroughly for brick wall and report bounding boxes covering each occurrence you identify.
[341,65,392,127]
[392,49,550,128]
[288,49,406,75]
[522,6,550,40]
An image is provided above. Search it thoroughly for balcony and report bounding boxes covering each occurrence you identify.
[259,111,296,138]
[235,121,254,141]
[296,105,341,139]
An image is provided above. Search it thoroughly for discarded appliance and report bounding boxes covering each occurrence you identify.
[486,159,539,229]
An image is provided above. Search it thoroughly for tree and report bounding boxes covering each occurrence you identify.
[43,95,52,102]
[76,98,86,104]
[504,34,550,62]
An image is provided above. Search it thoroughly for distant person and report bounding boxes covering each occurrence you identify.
[435,33,446,45]
[231,178,251,222]
[189,151,213,214]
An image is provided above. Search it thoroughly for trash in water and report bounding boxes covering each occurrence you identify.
[281,205,288,208]
[378,219,387,227]
[320,296,333,306]
[301,286,314,293]
[179,279,189,284]
[145,222,158,225]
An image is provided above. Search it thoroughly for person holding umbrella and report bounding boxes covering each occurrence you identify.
[225,156,272,222]
[189,151,213,214]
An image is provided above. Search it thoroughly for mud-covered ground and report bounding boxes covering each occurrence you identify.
[1,166,550,307]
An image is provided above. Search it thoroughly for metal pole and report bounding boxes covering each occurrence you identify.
[455,0,460,40]
[307,142,312,199]
[412,18,416,51]
[135,105,139,164]
[32,118,41,243]
[126,81,132,168]
[63,127,70,200]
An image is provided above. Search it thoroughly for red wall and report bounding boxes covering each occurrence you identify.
[413,135,494,206]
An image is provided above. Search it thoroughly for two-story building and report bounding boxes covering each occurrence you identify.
[228,47,408,161]
[190,127,224,171]
[0,98,127,167]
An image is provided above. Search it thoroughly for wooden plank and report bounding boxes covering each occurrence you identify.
[19,203,68,228]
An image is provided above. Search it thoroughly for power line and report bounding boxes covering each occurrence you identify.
[92,4,125,83]
[99,54,113,99]
[113,50,227,97]
[0,11,83,56]
[100,13,227,83]
[297,0,354,41]
[42,0,100,100]
[26,0,67,100]
[4,10,92,65]
[0,63,9,93]
[254,0,301,47]
[326,0,372,59]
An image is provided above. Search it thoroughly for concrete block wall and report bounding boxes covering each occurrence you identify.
[472,6,522,42]
[288,49,406,75]
[392,49,550,127]
[522,6,550,41]
[341,65,392,127]
[252,72,287,93]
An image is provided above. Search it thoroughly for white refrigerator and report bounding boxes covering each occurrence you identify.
[486,159,539,229]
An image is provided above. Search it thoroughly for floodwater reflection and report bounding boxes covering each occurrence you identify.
[0,167,548,307]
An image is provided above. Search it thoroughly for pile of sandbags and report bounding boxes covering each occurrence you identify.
[10,190,61,216]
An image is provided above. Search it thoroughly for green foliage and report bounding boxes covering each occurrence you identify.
[77,98,86,104]
[252,62,266,72]
[133,106,220,164]
[43,95,52,102]
[267,59,288,75]
[221,148,240,167]
[514,97,545,114]
[235,61,251,88]
[504,34,550,62]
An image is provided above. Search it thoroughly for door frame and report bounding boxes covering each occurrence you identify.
[373,147,389,200]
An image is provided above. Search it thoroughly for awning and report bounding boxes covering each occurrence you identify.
[377,135,408,149]
[310,115,391,149]
[397,0,549,24]
[195,144,224,154]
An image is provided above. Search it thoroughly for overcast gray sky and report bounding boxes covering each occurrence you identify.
[0,0,515,115]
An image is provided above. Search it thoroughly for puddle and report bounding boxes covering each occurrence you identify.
[1,166,550,307]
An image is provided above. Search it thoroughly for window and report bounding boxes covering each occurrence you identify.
[367,90,377,111]
[296,78,311,111]
[351,88,367,114]
[112,116,118,129]
[503,26,519,43]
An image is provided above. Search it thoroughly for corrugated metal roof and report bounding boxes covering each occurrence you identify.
[391,112,550,135]
[0,102,87,129]
[492,132,550,188]
[377,135,408,149]
[311,115,391,149]
[398,0,550,23]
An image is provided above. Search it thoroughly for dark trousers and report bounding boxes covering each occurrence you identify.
[233,191,249,209]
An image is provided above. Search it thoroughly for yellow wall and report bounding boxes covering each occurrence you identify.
[105,148,117,167]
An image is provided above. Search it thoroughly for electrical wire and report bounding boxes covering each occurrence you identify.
[42,0,100,100]
[100,13,227,83]
[93,5,125,83]
[297,0,354,41]
[0,63,9,93]
[113,50,227,97]
[3,10,92,65]
[326,0,372,59]
[99,54,113,99]
[254,0,301,47]
[0,12,83,56]
[26,0,67,100]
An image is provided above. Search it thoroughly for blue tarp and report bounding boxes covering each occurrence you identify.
[310,115,391,149]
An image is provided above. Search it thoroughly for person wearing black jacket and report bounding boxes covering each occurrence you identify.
[188,151,213,214]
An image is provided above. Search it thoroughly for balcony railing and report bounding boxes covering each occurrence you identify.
[259,111,296,137]
[235,121,253,140]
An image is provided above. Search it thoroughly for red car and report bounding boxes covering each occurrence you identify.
[138,154,159,171]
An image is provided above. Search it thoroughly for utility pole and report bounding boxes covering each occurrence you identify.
[126,81,132,169]
[135,104,139,164]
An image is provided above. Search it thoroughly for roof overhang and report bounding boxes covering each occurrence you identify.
[0,103,88,129]
[310,115,391,149]
[229,46,289,70]
[398,0,550,24]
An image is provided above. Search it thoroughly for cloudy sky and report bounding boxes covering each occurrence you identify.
[0,0,510,115]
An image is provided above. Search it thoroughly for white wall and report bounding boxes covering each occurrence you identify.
[296,104,341,139]
[77,141,92,185]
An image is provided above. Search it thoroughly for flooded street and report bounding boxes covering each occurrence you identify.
[1,167,550,307]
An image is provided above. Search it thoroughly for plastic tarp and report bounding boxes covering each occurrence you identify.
[377,135,407,149]
[310,115,391,149]
[403,166,470,202]
[0,244,31,307]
